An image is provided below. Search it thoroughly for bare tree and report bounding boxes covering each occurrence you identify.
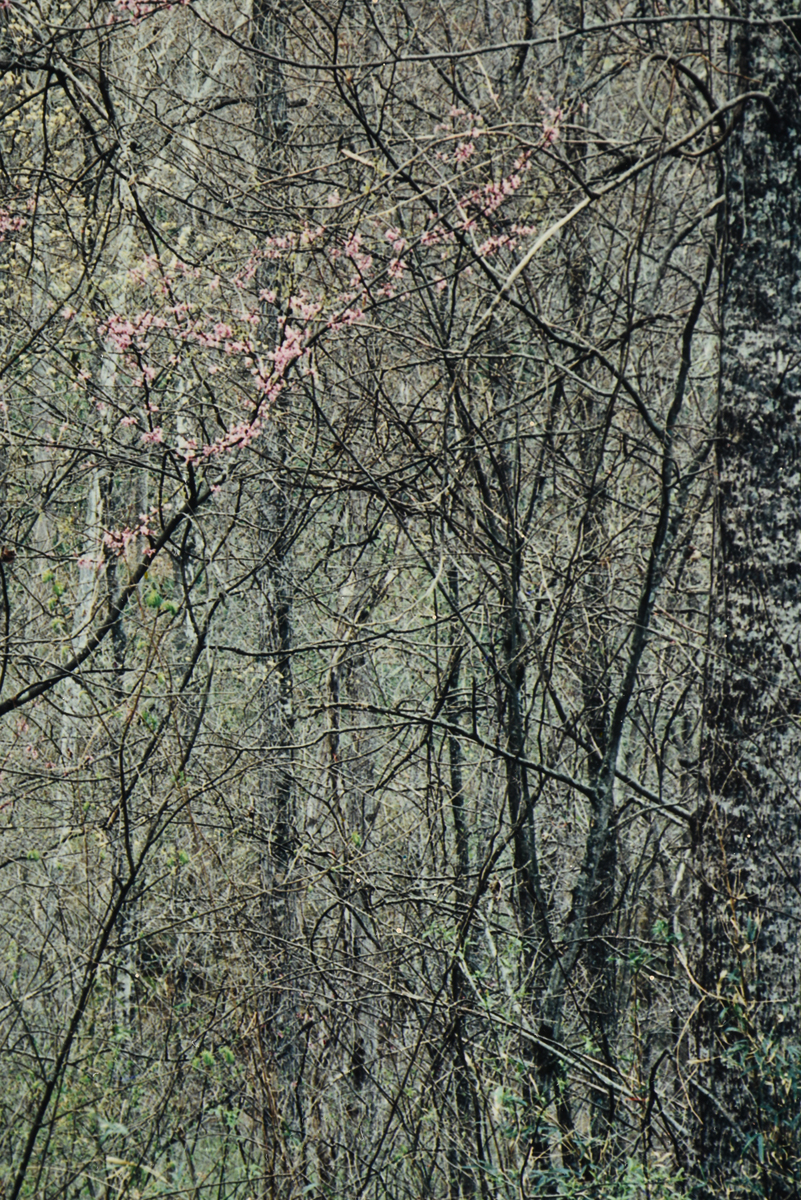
[0,3,798,1199]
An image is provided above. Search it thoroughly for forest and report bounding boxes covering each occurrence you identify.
[0,0,799,1197]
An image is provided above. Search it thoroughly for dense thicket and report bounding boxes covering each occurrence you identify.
[0,2,797,1198]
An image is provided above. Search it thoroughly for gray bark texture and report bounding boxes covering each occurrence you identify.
[700,6,801,1193]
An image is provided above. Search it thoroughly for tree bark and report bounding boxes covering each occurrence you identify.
[700,7,801,1192]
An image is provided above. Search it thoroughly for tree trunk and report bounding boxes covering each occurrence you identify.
[700,7,801,1194]
[251,3,300,1187]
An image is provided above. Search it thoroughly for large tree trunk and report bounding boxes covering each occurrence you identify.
[699,7,801,1194]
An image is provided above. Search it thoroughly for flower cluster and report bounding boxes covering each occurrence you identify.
[103,508,160,557]
[0,208,25,241]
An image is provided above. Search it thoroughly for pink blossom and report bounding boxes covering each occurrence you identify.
[104,507,161,555]
[344,233,362,257]
[300,224,326,246]
[477,234,516,257]
[385,228,407,254]
[421,226,453,247]
[0,209,24,241]
[104,529,134,555]
[141,427,164,445]
[177,436,198,463]
[351,251,372,276]
[327,307,364,331]
[271,326,304,374]
[542,108,563,145]
[290,297,323,321]
[200,417,265,458]
[72,369,91,392]
[262,232,297,260]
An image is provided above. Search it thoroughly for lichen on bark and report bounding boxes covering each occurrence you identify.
[700,4,801,1189]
